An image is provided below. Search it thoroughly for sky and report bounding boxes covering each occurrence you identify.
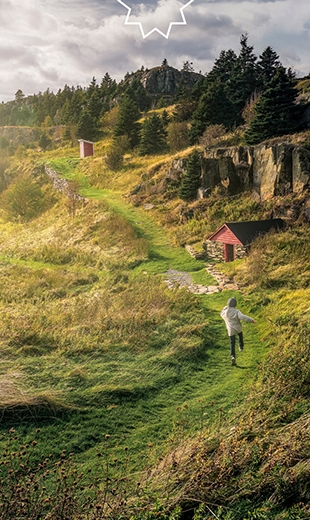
[1,0,310,102]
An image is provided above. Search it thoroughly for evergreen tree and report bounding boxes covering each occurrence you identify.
[100,72,117,96]
[179,150,202,200]
[15,89,25,104]
[208,49,237,84]
[114,95,140,148]
[77,109,98,141]
[190,81,238,144]
[86,77,99,100]
[161,110,170,128]
[69,87,85,124]
[189,48,239,140]
[228,34,258,118]
[244,66,300,145]
[87,88,104,122]
[256,46,281,89]
[139,113,167,155]
[175,78,187,102]
[190,76,206,102]
[181,60,195,73]
[174,78,196,122]
[35,88,57,125]
[100,72,117,113]
[125,78,151,112]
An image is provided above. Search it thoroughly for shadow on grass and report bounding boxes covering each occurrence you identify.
[235,364,258,370]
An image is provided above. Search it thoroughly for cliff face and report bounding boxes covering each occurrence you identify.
[201,142,310,201]
[139,65,203,97]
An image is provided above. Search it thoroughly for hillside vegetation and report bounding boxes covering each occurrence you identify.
[0,131,309,519]
[0,46,310,516]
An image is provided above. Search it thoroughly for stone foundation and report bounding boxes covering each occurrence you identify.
[203,240,247,262]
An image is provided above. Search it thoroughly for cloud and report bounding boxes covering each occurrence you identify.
[117,0,192,37]
[0,0,309,102]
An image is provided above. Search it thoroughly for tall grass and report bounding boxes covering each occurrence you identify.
[1,136,310,519]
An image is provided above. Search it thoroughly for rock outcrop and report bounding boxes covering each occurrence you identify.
[139,65,203,98]
[201,142,310,201]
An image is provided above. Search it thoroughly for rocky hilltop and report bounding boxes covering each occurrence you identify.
[126,64,203,99]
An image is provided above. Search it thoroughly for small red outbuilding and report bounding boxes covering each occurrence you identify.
[78,139,94,158]
[207,219,285,262]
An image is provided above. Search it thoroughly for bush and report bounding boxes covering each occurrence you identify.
[0,173,47,221]
[105,145,124,171]
[167,122,190,151]
[198,124,227,148]
[38,132,52,151]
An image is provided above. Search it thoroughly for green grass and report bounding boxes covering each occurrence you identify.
[1,144,309,519]
[0,163,264,490]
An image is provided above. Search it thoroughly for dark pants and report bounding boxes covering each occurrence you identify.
[229,332,244,358]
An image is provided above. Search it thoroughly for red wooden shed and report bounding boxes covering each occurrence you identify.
[207,219,285,262]
[78,139,94,158]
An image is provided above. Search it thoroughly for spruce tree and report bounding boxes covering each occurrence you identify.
[208,49,237,84]
[139,113,167,155]
[77,109,98,141]
[179,150,201,201]
[114,95,140,148]
[244,66,300,145]
[189,81,237,144]
[227,34,258,119]
[256,46,281,89]
[125,78,151,112]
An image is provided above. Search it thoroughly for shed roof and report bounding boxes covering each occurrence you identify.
[208,219,285,246]
[78,139,94,145]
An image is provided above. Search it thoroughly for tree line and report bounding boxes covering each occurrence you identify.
[0,34,307,155]
[188,34,303,145]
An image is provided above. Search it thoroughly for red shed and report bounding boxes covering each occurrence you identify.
[207,219,284,262]
[78,139,94,158]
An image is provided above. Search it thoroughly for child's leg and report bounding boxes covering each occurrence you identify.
[229,335,236,358]
[238,332,244,350]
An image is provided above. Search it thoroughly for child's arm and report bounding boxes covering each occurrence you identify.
[237,310,255,323]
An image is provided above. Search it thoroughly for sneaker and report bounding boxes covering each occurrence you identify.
[231,357,236,366]
[239,347,244,352]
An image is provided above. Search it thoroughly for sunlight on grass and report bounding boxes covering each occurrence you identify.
[2,134,309,519]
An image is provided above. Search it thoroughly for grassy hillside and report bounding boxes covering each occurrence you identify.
[0,130,310,519]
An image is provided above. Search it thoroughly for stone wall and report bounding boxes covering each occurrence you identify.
[203,240,247,262]
[45,166,86,202]
[201,142,310,201]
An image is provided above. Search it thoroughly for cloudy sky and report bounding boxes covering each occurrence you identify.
[1,0,310,102]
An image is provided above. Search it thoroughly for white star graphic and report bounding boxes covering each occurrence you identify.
[117,0,194,39]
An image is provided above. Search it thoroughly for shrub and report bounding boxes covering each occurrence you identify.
[167,122,190,151]
[38,132,52,151]
[198,124,227,148]
[105,145,124,171]
[0,173,47,221]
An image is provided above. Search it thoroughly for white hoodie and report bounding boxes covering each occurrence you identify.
[220,306,254,336]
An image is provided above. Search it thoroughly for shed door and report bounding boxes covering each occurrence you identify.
[224,244,234,262]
